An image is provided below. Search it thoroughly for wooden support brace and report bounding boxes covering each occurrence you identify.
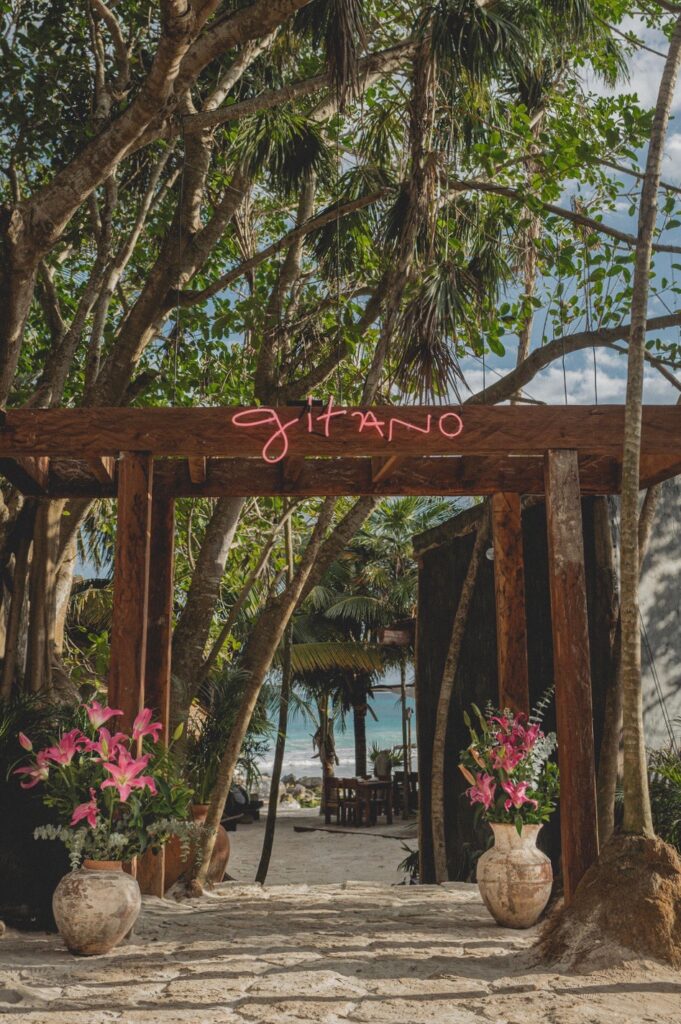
[282,457,305,491]
[544,450,599,905]
[0,456,49,494]
[108,453,153,732]
[371,455,402,484]
[86,456,116,485]
[187,456,207,484]
[491,492,530,715]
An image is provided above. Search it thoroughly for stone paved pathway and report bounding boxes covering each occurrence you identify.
[1,882,680,1023]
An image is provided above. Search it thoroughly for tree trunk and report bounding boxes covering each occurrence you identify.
[353,696,368,778]
[170,496,244,729]
[400,654,410,820]
[598,484,663,841]
[431,508,490,883]
[25,501,62,693]
[193,496,374,887]
[317,694,337,816]
[619,15,681,836]
[255,515,294,884]
[193,501,335,887]
[0,504,35,698]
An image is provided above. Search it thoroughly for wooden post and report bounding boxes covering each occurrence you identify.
[491,492,530,715]
[137,489,175,898]
[109,453,153,730]
[144,490,175,742]
[544,450,599,904]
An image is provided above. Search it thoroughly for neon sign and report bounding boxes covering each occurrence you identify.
[231,397,464,464]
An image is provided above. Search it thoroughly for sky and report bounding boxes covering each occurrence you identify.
[458,14,681,407]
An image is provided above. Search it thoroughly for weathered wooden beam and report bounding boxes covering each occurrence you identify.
[187,456,207,484]
[491,492,530,715]
[108,453,153,732]
[544,449,599,905]
[138,488,175,899]
[43,453,626,499]
[0,456,49,494]
[0,405,679,459]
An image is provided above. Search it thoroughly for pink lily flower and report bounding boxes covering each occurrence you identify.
[84,700,123,729]
[501,779,539,812]
[101,749,157,802]
[70,788,99,829]
[132,708,163,744]
[43,729,85,766]
[18,732,33,752]
[83,727,127,761]
[466,772,497,810]
[491,743,525,773]
[13,751,51,789]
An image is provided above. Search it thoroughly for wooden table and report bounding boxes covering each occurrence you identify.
[356,779,393,826]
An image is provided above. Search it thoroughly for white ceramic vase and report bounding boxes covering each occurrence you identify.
[52,860,141,955]
[476,823,552,929]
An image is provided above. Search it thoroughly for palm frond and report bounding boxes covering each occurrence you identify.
[394,262,470,401]
[289,641,385,674]
[235,108,332,195]
[294,0,367,105]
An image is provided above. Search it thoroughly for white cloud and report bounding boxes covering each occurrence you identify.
[662,133,681,182]
[584,16,681,114]
[458,346,679,406]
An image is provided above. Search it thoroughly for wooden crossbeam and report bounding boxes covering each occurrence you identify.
[187,456,207,483]
[41,453,629,499]
[1,405,680,459]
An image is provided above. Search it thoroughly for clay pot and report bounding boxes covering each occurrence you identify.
[52,861,141,955]
[476,823,552,929]
[163,804,230,891]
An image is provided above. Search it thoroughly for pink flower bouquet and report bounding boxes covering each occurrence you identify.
[459,700,559,833]
[15,701,195,867]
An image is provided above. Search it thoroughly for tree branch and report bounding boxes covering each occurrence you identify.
[465,310,681,405]
[183,40,418,132]
[178,188,386,305]
[448,177,681,254]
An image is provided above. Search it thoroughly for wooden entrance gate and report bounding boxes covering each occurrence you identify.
[2,402,680,901]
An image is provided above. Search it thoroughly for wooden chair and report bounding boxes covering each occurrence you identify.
[324,777,361,825]
[392,771,419,815]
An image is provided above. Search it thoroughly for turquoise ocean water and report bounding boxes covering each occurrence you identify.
[261,685,416,778]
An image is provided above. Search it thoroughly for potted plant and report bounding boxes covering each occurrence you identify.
[459,699,559,928]
[14,701,198,955]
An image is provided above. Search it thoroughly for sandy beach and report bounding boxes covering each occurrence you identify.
[227,809,416,885]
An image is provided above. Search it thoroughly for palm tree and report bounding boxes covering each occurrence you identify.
[620,15,681,836]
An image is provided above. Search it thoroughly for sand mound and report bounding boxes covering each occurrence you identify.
[541,834,681,969]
